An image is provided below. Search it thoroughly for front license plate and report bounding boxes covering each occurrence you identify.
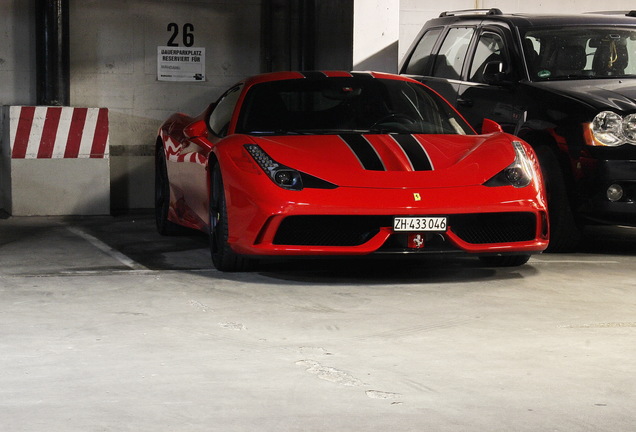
[393,216,447,232]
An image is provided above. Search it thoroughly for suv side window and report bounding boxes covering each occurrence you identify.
[404,27,443,75]
[469,31,508,83]
[432,27,475,80]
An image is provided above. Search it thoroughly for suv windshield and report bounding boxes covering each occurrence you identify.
[522,26,636,81]
[236,77,474,135]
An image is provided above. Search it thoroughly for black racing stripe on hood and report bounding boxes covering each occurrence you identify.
[339,134,385,171]
[391,134,433,171]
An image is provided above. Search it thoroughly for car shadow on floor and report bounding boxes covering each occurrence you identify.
[253,255,535,285]
[579,224,636,256]
[73,213,635,284]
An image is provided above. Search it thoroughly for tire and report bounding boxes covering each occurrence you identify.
[155,145,182,235]
[209,165,252,272]
[535,146,581,252]
[479,254,531,267]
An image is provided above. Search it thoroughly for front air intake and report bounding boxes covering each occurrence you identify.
[449,212,536,244]
[273,215,391,246]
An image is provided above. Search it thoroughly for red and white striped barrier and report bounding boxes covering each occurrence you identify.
[9,106,109,159]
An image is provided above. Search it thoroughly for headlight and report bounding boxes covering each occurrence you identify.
[589,111,636,146]
[622,114,636,142]
[244,144,303,190]
[484,141,535,188]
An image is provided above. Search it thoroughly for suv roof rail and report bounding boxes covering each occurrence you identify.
[439,8,503,17]
[586,10,636,17]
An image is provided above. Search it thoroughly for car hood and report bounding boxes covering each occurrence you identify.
[529,79,636,112]
[248,133,517,189]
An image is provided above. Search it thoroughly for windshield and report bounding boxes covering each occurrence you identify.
[522,26,636,81]
[236,77,474,135]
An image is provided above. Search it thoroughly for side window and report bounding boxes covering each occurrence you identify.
[523,36,541,77]
[623,38,636,75]
[469,31,507,83]
[432,27,475,80]
[404,27,443,75]
[208,85,242,137]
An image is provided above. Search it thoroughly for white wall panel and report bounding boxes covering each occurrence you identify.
[354,0,400,72]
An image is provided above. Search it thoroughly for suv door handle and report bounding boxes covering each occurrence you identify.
[457,97,473,107]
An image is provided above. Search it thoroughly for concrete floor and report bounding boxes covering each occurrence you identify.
[1,212,636,431]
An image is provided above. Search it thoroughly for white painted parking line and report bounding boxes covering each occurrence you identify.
[531,258,621,264]
[66,226,148,270]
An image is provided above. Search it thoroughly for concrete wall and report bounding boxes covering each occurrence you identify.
[0,1,36,106]
[1,0,262,213]
[0,108,9,213]
[0,1,34,213]
[70,0,262,210]
[399,0,636,60]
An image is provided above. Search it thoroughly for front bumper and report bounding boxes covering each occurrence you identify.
[225,180,549,256]
[579,159,636,225]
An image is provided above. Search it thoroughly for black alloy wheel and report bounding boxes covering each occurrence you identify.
[209,164,251,271]
[155,146,181,235]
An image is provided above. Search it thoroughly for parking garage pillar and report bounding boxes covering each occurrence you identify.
[0,1,111,216]
[35,0,70,106]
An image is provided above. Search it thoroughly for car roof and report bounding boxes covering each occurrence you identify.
[426,9,636,29]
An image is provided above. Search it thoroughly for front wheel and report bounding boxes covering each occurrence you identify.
[155,145,182,235]
[209,165,252,272]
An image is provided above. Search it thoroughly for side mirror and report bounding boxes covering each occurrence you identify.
[481,118,503,134]
[482,60,505,85]
[183,119,208,139]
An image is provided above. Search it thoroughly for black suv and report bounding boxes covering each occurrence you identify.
[400,8,636,251]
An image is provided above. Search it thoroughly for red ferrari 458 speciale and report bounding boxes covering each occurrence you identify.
[156,71,549,271]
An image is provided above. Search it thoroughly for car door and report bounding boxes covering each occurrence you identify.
[455,26,526,134]
[178,85,242,226]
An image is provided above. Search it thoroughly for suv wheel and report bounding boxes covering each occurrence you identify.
[536,146,581,252]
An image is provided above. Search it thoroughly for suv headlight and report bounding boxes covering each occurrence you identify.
[484,141,535,188]
[589,111,636,146]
